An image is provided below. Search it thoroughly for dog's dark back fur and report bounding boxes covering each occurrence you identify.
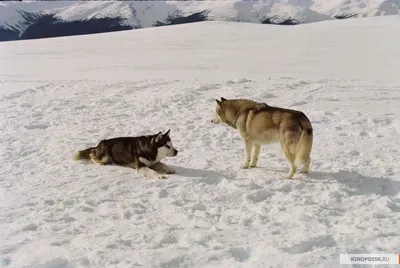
[99,134,171,167]
[73,130,177,171]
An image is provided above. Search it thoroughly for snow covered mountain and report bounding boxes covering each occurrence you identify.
[1,14,400,267]
[1,0,399,41]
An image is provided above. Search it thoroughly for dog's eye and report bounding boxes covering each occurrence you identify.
[165,145,170,149]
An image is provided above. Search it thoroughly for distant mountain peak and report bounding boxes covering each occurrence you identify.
[0,1,398,41]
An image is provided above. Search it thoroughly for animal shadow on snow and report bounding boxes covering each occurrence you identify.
[305,170,400,197]
[169,165,228,185]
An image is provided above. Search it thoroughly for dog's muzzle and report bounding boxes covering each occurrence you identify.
[211,116,220,124]
[173,149,178,156]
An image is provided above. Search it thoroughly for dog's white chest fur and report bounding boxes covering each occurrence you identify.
[138,141,173,167]
[138,157,153,167]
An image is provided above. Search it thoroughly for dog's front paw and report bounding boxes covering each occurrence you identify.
[249,163,257,168]
[157,174,166,179]
[241,164,249,169]
[167,169,176,174]
[298,168,309,174]
[283,173,295,180]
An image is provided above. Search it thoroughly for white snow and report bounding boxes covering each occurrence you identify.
[1,15,400,268]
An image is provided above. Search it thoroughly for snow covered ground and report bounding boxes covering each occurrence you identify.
[1,15,400,268]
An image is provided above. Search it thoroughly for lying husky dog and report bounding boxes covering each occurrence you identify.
[211,97,313,179]
[73,130,178,179]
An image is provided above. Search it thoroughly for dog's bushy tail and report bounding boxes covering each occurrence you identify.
[72,148,94,161]
[295,115,313,169]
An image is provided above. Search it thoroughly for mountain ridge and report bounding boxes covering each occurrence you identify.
[1,0,399,41]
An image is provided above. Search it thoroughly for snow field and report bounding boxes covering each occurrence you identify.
[1,78,399,268]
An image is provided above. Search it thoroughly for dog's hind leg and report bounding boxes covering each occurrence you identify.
[295,125,313,174]
[281,146,296,179]
[280,130,298,179]
[151,162,176,174]
[298,158,310,174]
[250,143,261,168]
[240,138,253,169]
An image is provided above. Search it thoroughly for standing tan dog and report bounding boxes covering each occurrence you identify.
[211,98,313,179]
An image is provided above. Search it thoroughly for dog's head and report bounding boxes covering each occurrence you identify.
[211,97,228,124]
[90,143,109,165]
[153,129,178,158]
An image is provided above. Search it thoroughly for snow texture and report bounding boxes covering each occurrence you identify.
[1,15,400,268]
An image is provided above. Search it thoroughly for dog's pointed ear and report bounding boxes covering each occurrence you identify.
[216,99,222,106]
[154,132,163,143]
[221,97,227,102]
[164,129,170,137]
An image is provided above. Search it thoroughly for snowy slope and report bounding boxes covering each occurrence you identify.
[1,16,400,268]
